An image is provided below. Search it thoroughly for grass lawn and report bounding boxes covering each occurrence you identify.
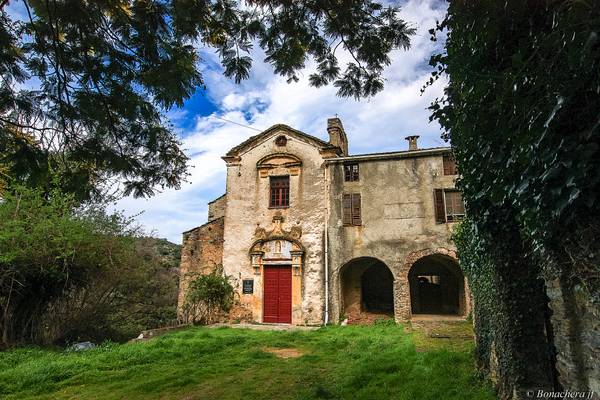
[0,321,495,400]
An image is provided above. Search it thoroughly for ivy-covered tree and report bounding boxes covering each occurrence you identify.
[1,0,415,200]
[428,1,600,396]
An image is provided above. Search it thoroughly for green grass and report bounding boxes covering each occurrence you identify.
[0,322,495,400]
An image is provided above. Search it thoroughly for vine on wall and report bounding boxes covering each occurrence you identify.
[428,1,600,396]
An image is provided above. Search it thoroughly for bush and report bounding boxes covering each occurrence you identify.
[0,185,178,346]
[182,269,234,325]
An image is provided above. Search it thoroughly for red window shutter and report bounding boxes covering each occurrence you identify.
[434,189,446,223]
[342,194,352,225]
[351,193,361,226]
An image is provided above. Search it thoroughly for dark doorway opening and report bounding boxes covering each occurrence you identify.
[409,254,465,315]
[340,257,395,322]
[361,263,394,312]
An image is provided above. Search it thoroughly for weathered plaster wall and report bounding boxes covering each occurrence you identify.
[177,217,225,320]
[326,151,468,323]
[221,128,328,325]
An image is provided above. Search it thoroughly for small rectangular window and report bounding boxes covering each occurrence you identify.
[434,189,465,223]
[343,163,359,182]
[443,154,458,175]
[342,193,361,226]
[270,176,289,208]
[444,190,465,221]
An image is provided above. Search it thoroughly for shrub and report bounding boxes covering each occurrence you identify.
[183,269,234,325]
[0,185,178,346]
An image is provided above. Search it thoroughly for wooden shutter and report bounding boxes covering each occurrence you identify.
[434,189,446,223]
[342,194,352,225]
[351,193,361,226]
[443,154,457,175]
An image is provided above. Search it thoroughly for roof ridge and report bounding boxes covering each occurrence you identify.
[225,123,334,156]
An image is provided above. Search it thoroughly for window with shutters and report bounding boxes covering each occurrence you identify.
[443,154,458,175]
[342,193,361,226]
[343,163,359,182]
[270,176,290,208]
[444,190,465,221]
[434,189,465,223]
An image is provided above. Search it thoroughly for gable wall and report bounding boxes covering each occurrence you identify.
[222,129,328,325]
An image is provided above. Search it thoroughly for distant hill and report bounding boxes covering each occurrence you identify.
[138,237,182,273]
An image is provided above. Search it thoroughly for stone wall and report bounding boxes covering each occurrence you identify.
[177,217,225,320]
[546,276,600,393]
[326,150,470,324]
[208,194,226,221]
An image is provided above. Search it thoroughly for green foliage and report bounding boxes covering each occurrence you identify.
[0,324,494,400]
[183,269,234,325]
[452,220,496,370]
[1,1,415,200]
[0,185,178,346]
[426,2,600,393]
[428,1,600,272]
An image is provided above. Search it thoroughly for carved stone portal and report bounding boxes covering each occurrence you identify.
[249,213,305,276]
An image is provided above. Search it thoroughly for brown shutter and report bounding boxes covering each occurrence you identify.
[342,194,352,225]
[443,154,458,175]
[351,193,361,226]
[434,189,446,223]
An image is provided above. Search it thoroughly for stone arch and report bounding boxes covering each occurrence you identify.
[248,237,305,276]
[395,248,469,320]
[339,257,395,320]
[256,153,302,169]
[249,212,305,276]
[256,153,303,179]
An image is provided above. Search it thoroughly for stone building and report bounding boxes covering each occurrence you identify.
[178,118,469,325]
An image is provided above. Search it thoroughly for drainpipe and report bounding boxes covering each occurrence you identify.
[324,163,330,325]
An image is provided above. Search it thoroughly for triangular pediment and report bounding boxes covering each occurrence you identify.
[223,124,340,161]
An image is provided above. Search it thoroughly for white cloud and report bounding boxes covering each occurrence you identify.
[114,0,448,243]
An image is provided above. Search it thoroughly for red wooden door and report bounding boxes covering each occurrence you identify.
[263,265,292,323]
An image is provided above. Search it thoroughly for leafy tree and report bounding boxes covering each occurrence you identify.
[1,0,415,201]
[0,185,179,346]
[183,269,234,325]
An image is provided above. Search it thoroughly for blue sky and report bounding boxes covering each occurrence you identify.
[7,0,448,243]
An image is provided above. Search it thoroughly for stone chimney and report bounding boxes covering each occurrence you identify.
[405,135,420,151]
[327,117,348,156]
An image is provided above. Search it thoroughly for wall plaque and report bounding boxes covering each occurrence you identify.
[242,279,254,294]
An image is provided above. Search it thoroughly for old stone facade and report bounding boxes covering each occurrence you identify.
[178,118,470,325]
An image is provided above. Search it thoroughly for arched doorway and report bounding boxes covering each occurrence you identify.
[408,254,466,316]
[340,257,394,319]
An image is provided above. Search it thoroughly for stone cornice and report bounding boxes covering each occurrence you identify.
[325,147,452,163]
